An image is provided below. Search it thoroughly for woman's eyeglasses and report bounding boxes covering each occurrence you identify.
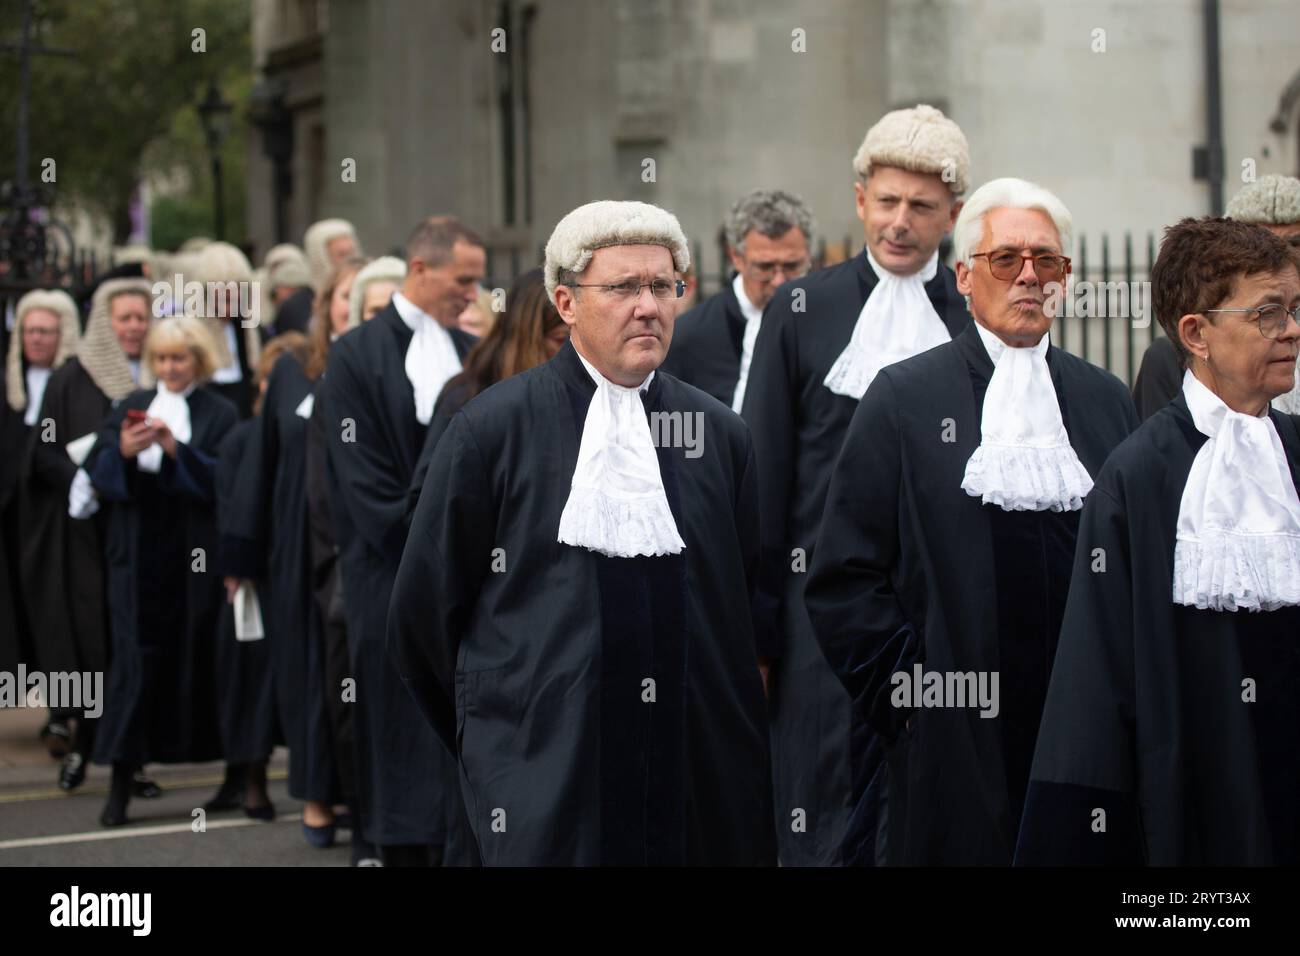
[1203,303,1300,340]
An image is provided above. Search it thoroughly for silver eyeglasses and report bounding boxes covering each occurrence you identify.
[1202,303,1300,340]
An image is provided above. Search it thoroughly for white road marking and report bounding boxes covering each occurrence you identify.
[0,813,301,850]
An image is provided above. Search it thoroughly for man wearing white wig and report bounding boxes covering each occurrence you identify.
[1,289,81,755]
[740,104,973,866]
[21,279,153,790]
[806,178,1137,864]
[323,216,479,866]
[391,200,776,866]
[304,218,361,292]
[1017,217,1300,865]
[187,241,265,418]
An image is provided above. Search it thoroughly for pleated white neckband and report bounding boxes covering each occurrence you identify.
[960,322,1093,512]
[1173,370,1300,611]
[823,248,949,399]
[556,348,685,558]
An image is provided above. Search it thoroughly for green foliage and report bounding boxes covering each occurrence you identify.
[0,0,251,245]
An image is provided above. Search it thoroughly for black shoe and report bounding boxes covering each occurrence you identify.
[41,722,72,758]
[243,802,276,822]
[58,753,86,791]
[99,798,128,827]
[132,773,163,799]
[203,785,242,812]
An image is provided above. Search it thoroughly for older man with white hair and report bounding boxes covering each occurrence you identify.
[741,104,973,867]
[303,218,362,291]
[805,178,1138,864]
[390,200,775,866]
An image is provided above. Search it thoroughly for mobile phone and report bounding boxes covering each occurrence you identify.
[125,409,148,425]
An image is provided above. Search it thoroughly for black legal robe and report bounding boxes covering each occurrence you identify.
[805,323,1139,865]
[740,247,971,865]
[659,281,746,406]
[406,379,475,524]
[322,303,475,848]
[274,287,314,336]
[19,357,112,677]
[1016,398,1300,866]
[0,383,32,672]
[306,376,358,807]
[259,356,337,801]
[390,340,775,866]
[1131,334,1182,421]
[213,418,278,763]
[208,319,261,420]
[87,386,237,766]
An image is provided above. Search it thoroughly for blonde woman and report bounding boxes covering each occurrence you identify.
[85,316,239,827]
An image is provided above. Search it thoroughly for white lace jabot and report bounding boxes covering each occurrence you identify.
[960,322,1093,512]
[1172,370,1300,612]
[556,348,685,558]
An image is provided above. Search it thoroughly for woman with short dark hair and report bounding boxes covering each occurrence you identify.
[1017,217,1300,865]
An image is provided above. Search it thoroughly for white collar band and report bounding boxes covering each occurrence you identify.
[1172,370,1300,611]
[960,323,1093,512]
[557,346,684,558]
[823,248,949,399]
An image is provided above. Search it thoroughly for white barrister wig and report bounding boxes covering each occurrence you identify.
[1225,174,1300,225]
[188,241,260,371]
[5,288,81,411]
[347,255,406,329]
[304,218,361,290]
[78,278,156,401]
[852,103,971,196]
[263,243,311,289]
[543,200,691,306]
[192,241,254,285]
[178,236,213,254]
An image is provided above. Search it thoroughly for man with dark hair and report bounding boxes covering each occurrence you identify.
[323,214,482,866]
[1017,216,1300,865]
[661,189,815,409]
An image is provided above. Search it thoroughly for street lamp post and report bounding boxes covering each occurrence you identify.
[196,79,232,241]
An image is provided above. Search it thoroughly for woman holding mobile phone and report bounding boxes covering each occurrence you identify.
[84,315,239,827]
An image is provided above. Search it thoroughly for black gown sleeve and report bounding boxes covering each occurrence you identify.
[738,302,799,660]
[405,382,470,528]
[1014,482,1145,866]
[324,339,413,566]
[389,411,497,754]
[216,414,268,579]
[28,367,77,496]
[156,443,218,503]
[86,401,135,503]
[805,372,920,745]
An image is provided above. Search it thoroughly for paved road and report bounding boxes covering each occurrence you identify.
[0,707,350,867]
